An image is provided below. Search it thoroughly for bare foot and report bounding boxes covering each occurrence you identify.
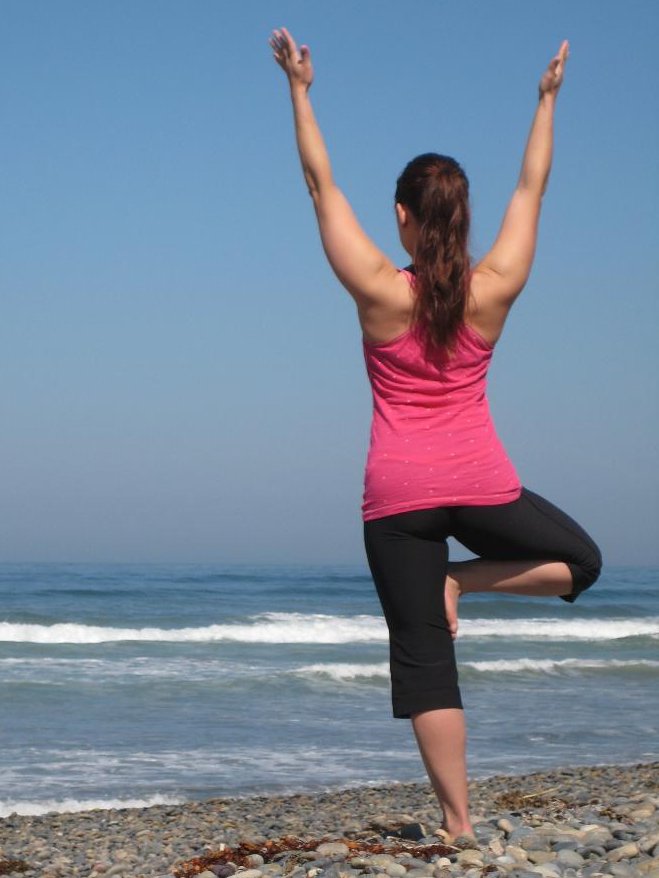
[444,574,461,641]
[437,824,477,846]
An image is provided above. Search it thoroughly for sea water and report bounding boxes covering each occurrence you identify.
[1,563,657,816]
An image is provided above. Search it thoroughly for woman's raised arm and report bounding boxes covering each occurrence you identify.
[269,28,402,313]
[470,41,570,342]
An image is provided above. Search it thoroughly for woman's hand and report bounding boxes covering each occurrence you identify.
[269,27,314,90]
[538,40,569,98]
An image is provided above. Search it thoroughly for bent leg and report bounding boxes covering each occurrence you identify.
[449,488,603,604]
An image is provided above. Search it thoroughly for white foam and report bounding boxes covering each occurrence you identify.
[1,614,657,644]
[0,656,267,687]
[294,662,390,682]
[0,793,185,818]
[0,613,387,644]
[463,657,659,674]
[462,617,659,641]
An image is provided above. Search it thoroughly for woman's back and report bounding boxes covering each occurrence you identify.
[362,269,521,521]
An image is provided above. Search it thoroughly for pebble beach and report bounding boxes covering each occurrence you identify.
[1,761,657,878]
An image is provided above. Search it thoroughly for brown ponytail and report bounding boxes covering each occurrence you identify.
[395,154,471,355]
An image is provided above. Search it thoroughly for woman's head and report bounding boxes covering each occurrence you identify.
[395,153,471,353]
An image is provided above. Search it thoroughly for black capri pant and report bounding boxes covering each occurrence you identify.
[363,487,602,719]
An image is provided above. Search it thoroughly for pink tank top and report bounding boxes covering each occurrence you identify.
[361,269,522,521]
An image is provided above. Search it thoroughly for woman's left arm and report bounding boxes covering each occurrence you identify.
[270,28,400,309]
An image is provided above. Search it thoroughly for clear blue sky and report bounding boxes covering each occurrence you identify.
[0,1,657,565]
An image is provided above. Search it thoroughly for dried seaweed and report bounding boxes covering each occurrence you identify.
[493,785,574,812]
[172,834,458,878]
[0,861,31,876]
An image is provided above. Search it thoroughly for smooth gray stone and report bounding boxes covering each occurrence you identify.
[398,858,431,869]
[552,840,580,852]
[607,864,635,877]
[473,825,500,842]
[556,849,585,867]
[581,845,607,858]
[321,866,361,878]
[519,835,551,852]
[508,828,535,843]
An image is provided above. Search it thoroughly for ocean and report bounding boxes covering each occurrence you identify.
[1,563,657,818]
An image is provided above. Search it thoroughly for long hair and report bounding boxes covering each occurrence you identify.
[395,153,471,353]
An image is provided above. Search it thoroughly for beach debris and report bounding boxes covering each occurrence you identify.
[172,835,457,878]
[0,862,31,876]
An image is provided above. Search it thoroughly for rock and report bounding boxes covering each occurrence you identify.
[473,825,501,844]
[519,835,551,852]
[640,831,659,853]
[397,823,426,841]
[551,840,580,852]
[606,841,640,862]
[246,856,265,867]
[321,865,358,878]
[526,850,556,864]
[582,829,612,847]
[497,819,516,834]
[384,864,407,878]
[506,845,529,862]
[489,838,505,856]
[315,843,350,858]
[233,871,262,878]
[455,850,483,867]
[508,827,534,842]
[527,866,561,878]
[367,856,396,870]
[608,864,636,878]
[555,849,585,867]
[630,807,656,819]
[581,845,607,858]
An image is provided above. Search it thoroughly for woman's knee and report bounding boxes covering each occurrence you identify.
[561,541,603,603]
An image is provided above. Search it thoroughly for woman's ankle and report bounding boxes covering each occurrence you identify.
[440,821,476,841]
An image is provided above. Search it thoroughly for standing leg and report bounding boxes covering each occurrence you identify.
[411,707,473,838]
[364,508,473,837]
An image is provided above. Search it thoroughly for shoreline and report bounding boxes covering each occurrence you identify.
[1,760,657,877]
[4,757,657,819]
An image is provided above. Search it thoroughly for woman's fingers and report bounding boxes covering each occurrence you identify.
[280,27,299,59]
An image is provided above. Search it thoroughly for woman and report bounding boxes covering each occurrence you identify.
[269,28,602,842]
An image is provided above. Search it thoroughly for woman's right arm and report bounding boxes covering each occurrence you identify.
[470,41,569,343]
[269,28,403,315]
